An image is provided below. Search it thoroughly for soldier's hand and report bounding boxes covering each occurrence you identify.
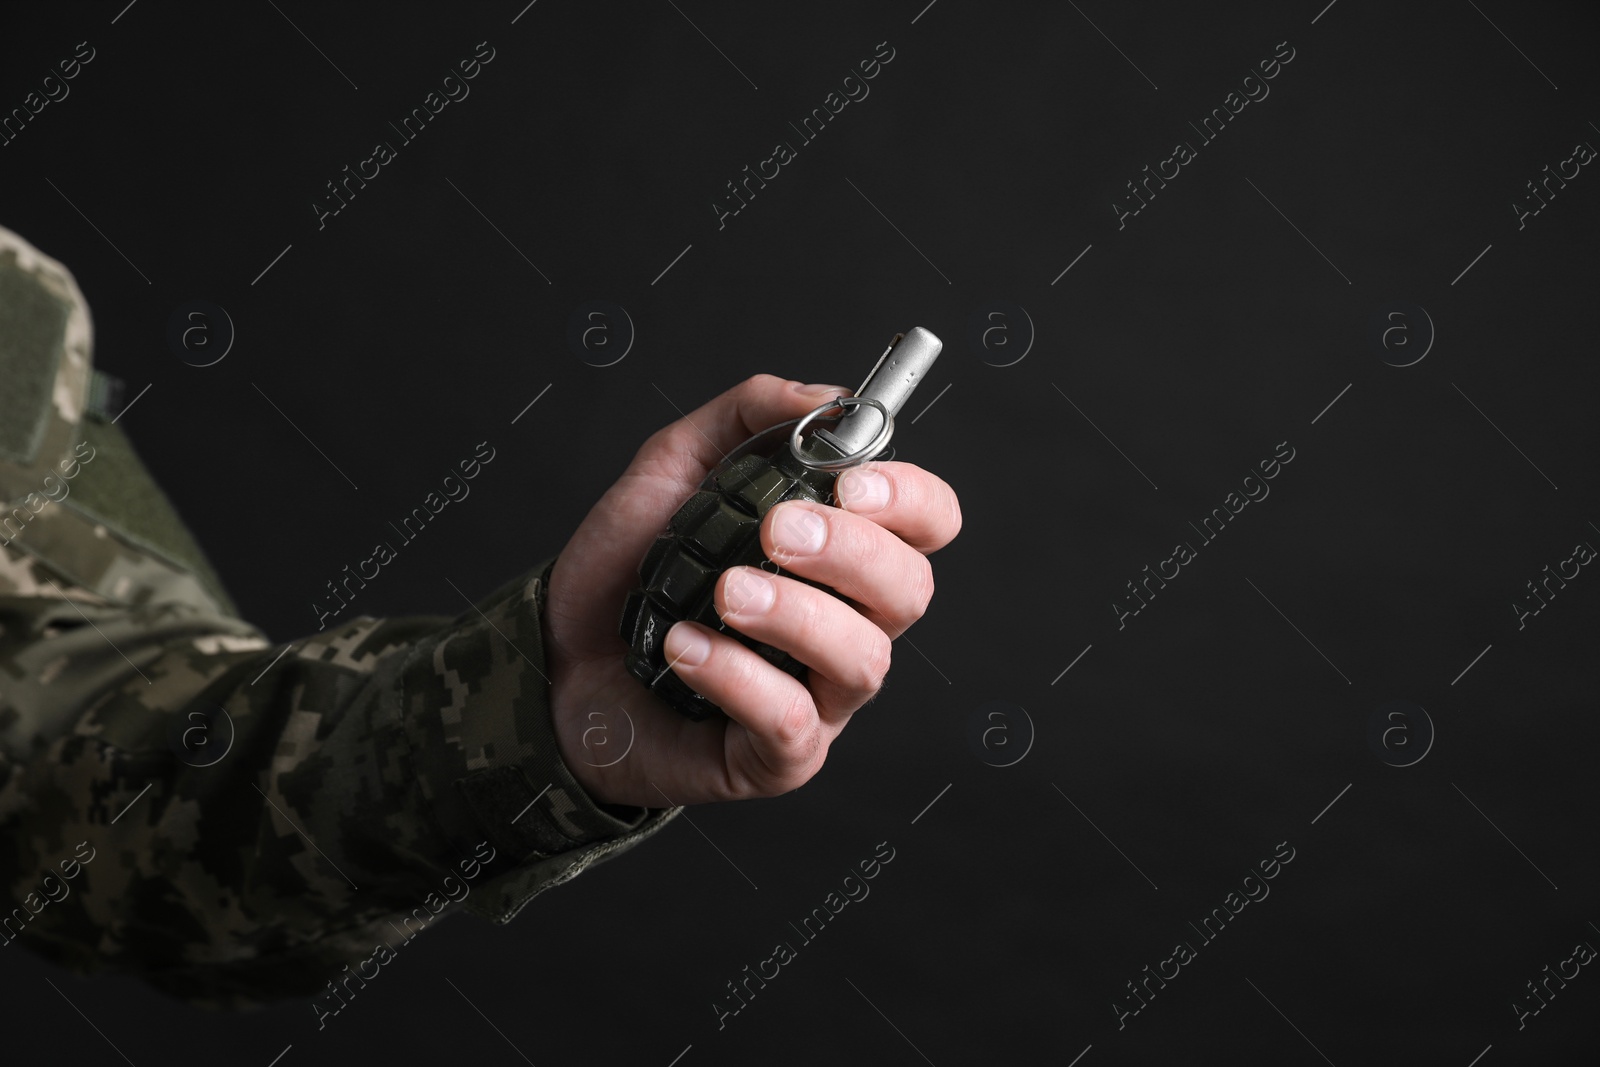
[541,374,961,809]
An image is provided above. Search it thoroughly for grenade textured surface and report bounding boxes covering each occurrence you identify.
[620,448,836,720]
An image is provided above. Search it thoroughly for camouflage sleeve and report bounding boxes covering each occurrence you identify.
[0,226,680,1010]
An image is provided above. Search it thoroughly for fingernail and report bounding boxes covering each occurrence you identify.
[771,503,828,557]
[666,623,711,668]
[795,381,846,398]
[722,567,775,617]
[836,468,890,514]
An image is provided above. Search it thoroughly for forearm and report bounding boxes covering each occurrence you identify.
[0,543,678,1007]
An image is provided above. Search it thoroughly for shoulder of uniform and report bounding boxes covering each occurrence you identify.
[0,225,92,484]
[0,226,238,616]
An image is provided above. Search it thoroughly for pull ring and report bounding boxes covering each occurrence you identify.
[787,396,894,472]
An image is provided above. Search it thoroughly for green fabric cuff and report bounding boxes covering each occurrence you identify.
[393,553,676,923]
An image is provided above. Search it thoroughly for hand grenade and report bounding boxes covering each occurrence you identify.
[619,327,944,720]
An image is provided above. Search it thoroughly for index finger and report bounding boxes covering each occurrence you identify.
[831,460,962,554]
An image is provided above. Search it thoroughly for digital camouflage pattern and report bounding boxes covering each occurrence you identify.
[0,225,679,1008]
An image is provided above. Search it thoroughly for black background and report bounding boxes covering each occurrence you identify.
[3,0,1599,1063]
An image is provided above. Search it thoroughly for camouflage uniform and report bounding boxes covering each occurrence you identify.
[0,225,679,1008]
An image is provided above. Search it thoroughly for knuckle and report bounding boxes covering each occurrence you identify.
[773,695,814,749]
[727,759,776,799]
[770,734,827,796]
[853,632,893,693]
[637,422,693,470]
[741,710,822,799]
[904,555,935,619]
[708,767,747,804]
[662,421,700,456]
[742,372,782,395]
[633,425,671,463]
[904,467,961,544]
[944,484,964,541]
[751,761,793,798]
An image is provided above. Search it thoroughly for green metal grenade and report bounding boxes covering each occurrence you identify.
[619,326,944,720]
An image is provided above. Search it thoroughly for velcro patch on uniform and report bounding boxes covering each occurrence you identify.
[84,369,124,423]
[0,255,69,462]
[456,765,574,858]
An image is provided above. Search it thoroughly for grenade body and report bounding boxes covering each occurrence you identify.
[619,421,865,721]
[619,325,942,721]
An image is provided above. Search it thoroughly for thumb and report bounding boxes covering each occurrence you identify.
[635,375,851,485]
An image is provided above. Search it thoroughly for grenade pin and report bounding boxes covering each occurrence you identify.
[785,326,945,473]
